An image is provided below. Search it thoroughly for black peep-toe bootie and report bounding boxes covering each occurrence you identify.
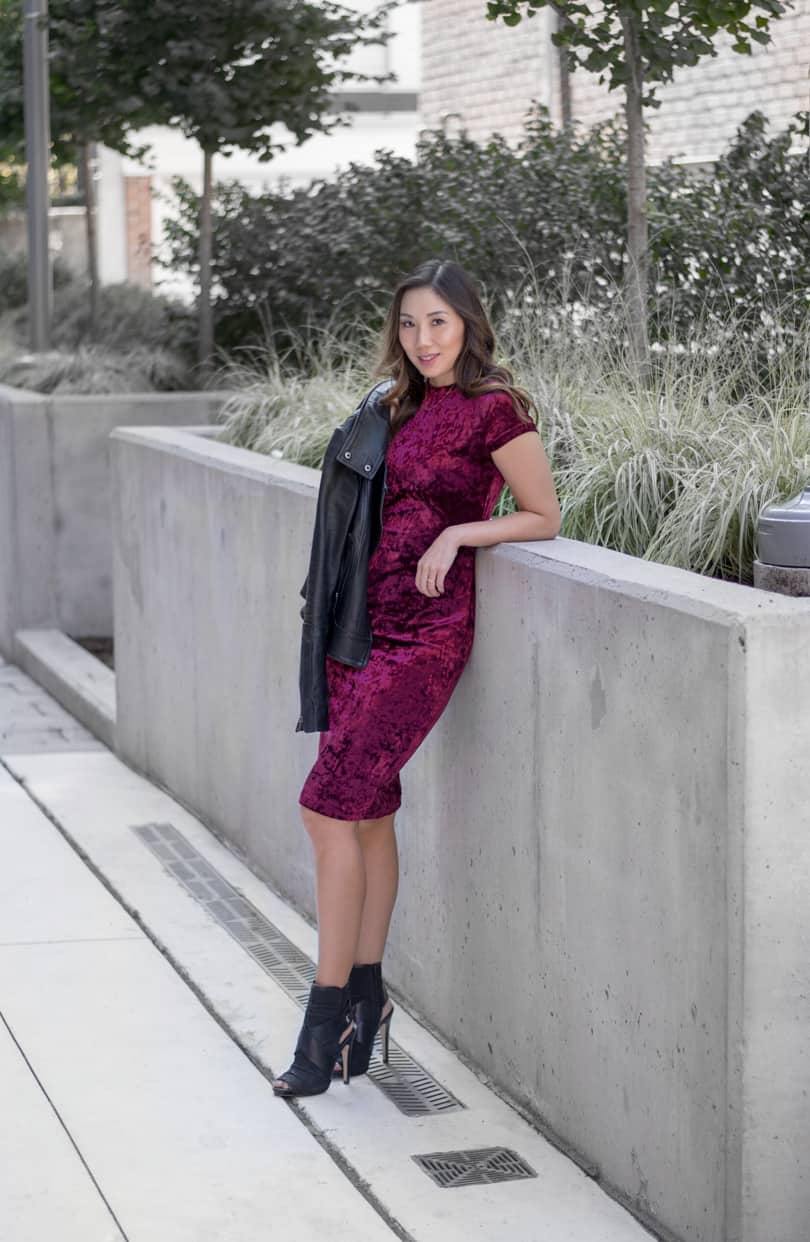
[333,961,394,1078]
[273,981,355,1097]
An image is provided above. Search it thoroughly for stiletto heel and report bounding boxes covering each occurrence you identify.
[379,1004,393,1065]
[273,981,354,1098]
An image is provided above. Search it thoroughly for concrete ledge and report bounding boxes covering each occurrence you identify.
[14,628,116,749]
[110,423,810,1242]
[0,385,230,652]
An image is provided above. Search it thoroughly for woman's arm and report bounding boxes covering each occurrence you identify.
[453,430,561,548]
[414,431,561,596]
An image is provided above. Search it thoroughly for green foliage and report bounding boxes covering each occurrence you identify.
[0,342,194,393]
[0,162,25,214]
[0,250,74,313]
[32,0,400,363]
[162,106,810,356]
[216,278,810,586]
[47,0,395,159]
[0,0,24,161]
[1,0,397,166]
[485,0,790,107]
[493,278,810,585]
[647,111,810,337]
[547,312,810,584]
[0,0,151,163]
[214,369,366,470]
[209,309,380,465]
[44,280,198,359]
[1,275,199,389]
[161,108,630,355]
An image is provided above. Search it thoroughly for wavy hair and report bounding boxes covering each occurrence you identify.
[371,258,537,438]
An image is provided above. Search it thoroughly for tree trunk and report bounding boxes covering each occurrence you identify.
[553,8,572,130]
[619,9,649,381]
[198,146,214,369]
[79,142,99,338]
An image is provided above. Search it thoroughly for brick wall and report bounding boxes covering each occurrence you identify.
[124,175,153,288]
[419,0,810,163]
[420,0,552,145]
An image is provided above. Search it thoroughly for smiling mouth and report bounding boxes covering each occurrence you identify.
[418,354,439,363]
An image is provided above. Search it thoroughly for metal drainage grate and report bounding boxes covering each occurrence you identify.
[132,820,463,1116]
[412,1147,537,1189]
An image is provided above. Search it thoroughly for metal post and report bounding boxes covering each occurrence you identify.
[23,0,52,351]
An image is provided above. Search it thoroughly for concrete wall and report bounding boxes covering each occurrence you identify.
[0,386,225,654]
[420,0,810,165]
[110,424,810,1242]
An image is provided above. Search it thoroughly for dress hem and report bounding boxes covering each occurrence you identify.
[297,792,402,822]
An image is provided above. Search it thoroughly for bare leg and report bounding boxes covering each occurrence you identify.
[301,806,366,984]
[271,806,363,1092]
[354,813,399,963]
[329,813,398,1075]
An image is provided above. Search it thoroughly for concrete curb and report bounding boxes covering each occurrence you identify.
[14,628,116,749]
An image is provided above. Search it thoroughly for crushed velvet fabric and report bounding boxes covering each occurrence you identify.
[298,382,540,821]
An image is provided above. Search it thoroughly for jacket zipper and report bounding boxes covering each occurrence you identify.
[335,473,386,608]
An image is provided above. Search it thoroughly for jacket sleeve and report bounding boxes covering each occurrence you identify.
[296,409,360,618]
[295,423,359,732]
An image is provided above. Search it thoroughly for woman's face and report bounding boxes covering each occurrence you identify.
[398,287,466,388]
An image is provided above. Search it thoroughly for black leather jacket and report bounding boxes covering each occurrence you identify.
[295,378,395,733]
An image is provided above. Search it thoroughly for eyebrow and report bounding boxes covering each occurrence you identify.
[399,310,447,318]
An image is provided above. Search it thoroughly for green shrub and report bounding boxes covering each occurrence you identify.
[0,342,194,393]
[0,249,74,313]
[47,280,197,359]
[211,322,378,467]
[215,277,810,587]
[1,277,199,390]
[503,285,810,585]
[162,105,810,360]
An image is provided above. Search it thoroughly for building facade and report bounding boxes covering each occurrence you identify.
[419,0,810,165]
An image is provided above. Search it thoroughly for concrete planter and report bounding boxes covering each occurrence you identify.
[0,384,227,656]
[110,423,810,1242]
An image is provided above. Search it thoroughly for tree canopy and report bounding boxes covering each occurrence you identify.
[486,0,791,107]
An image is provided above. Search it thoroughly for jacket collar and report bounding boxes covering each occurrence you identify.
[339,378,394,480]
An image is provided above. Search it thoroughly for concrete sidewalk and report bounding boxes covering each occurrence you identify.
[0,654,657,1242]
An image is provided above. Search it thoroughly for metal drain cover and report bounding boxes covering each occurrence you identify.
[132,821,463,1116]
[413,1147,537,1188]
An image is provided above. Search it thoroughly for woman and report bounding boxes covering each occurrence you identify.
[272,258,561,1098]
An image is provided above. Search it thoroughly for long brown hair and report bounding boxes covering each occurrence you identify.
[371,258,538,437]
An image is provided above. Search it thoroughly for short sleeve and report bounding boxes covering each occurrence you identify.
[483,391,539,455]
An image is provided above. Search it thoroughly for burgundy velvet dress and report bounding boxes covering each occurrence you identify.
[298,381,540,821]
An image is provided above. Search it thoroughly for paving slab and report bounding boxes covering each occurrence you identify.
[0,1019,126,1242]
[0,760,396,1242]
[14,628,116,748]
[0,663,103,753]
[5,749,656,1242]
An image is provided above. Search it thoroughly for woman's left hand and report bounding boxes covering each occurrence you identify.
[416,528,460,597]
